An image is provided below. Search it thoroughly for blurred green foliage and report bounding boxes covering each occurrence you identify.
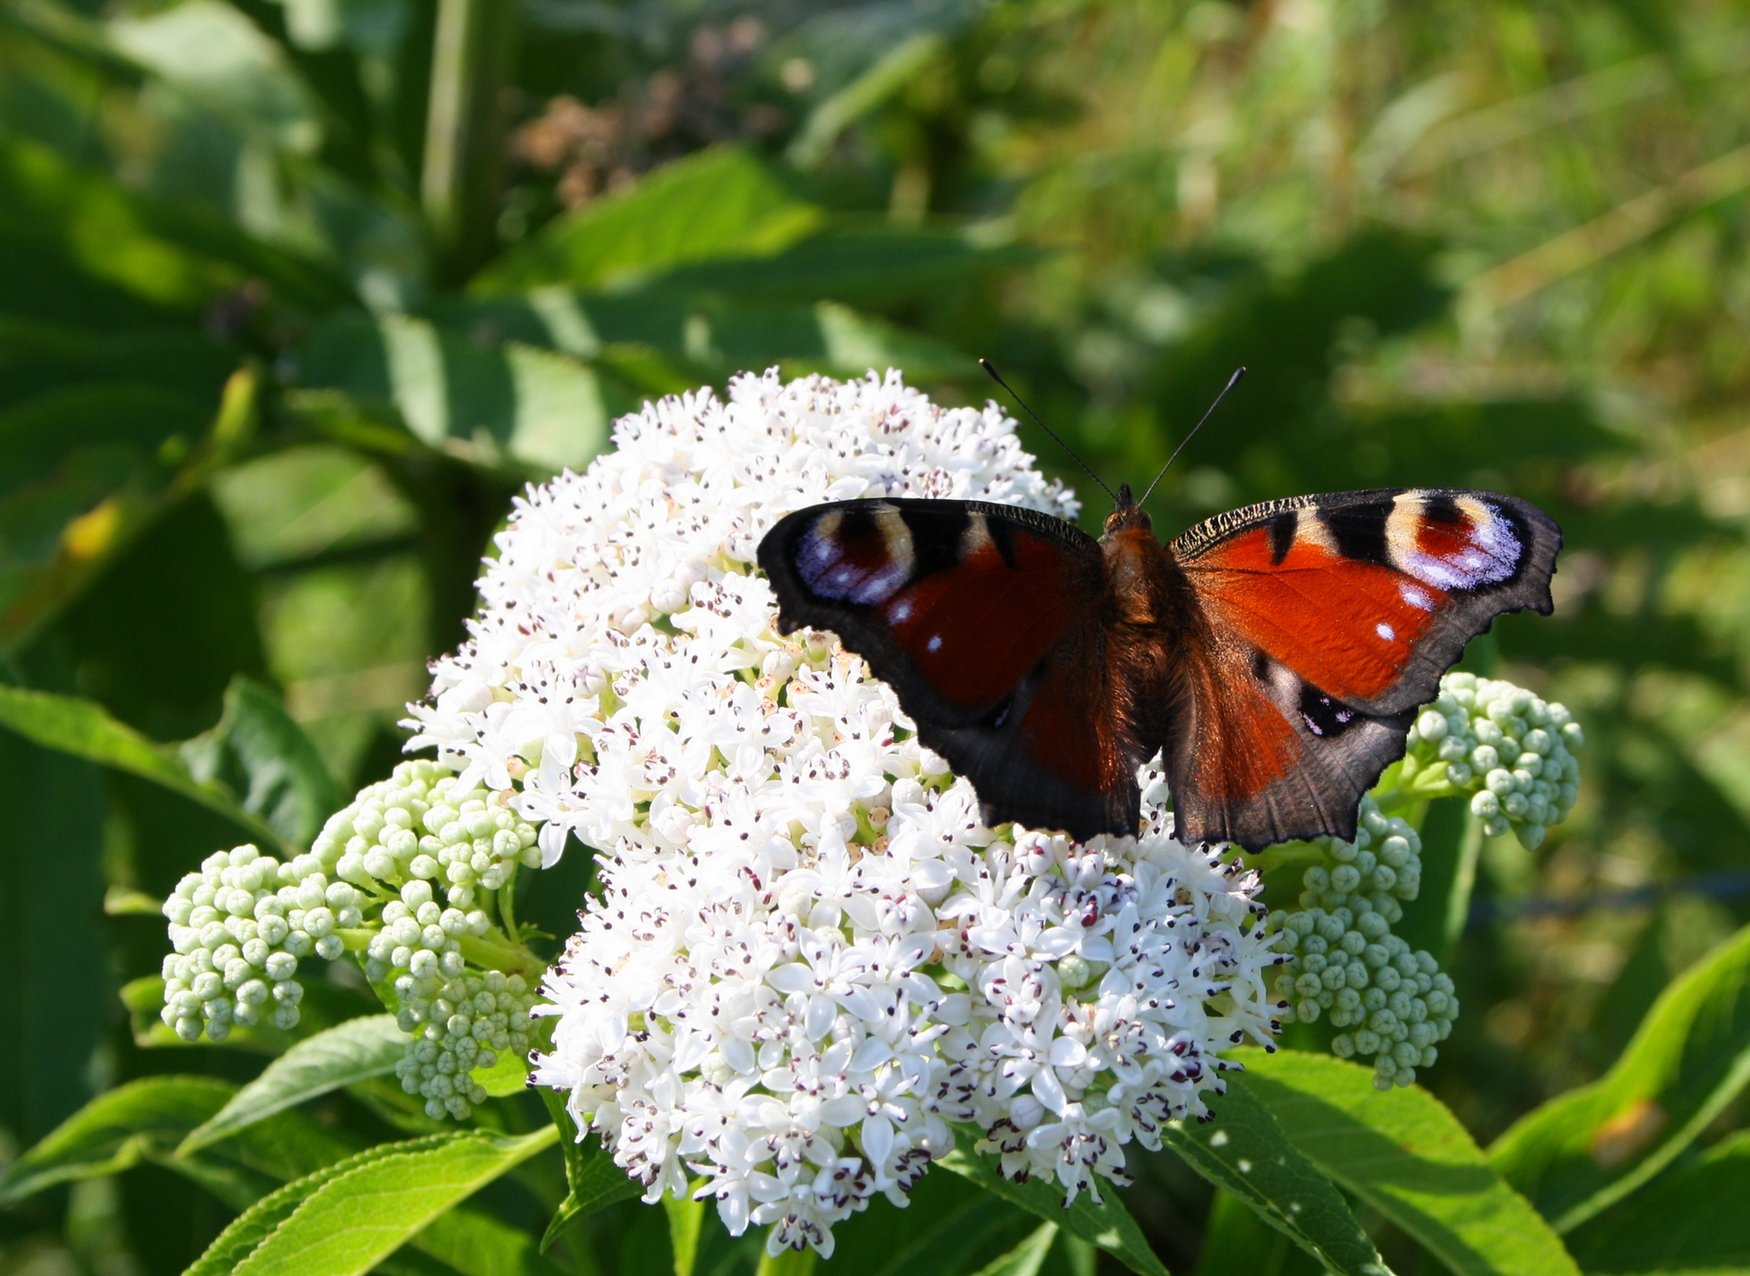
[1,0,1747,1272]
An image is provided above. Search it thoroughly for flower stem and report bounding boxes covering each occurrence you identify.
[499,876,522,946]
[458,928,543,977]
[421,0,518,286]
[756,1246,819,1276]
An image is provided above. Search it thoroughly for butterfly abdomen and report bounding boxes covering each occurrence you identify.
[1095,526,1197,812]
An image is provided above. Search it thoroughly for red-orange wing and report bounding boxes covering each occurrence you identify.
[1162,488,1561,848]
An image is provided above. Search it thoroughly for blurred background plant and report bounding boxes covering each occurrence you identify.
[1,0,1746,1273]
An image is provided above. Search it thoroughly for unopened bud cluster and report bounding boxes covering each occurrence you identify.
[1403,672,1583,850]
[161,760,542,1118]
[1271,796,1457,1089]
[161,845,361,1042]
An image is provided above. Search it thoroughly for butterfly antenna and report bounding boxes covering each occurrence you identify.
[980,358,1116,504]
[1137,366,1247,508]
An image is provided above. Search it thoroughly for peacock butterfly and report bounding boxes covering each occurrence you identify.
[757,427,1561,851]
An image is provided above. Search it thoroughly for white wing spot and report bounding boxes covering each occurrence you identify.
[1376,622,1395,641]
[926,634,943,653]
[890,598,913,622]
[1399,581,1435,611]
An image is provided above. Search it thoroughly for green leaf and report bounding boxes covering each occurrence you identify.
[939,1136,1168,1276]
[178,677,345,849]
[0,381,214,645]
[105,885,165,916]
[188,1136,568,1276]
[180,1015,404,1154]
[1391,790,1485,964]
[178,1105,563,1276]
[427,290,970,379]
[967,1224,1059,1276]
[176,1105,363,1203]
[0,686,280,848]
[774,0,980,168]
[18,490,271,749]
[787,31,950,169]
[0,1075,233,1204]
[1194,1189,1305,1276]
[1233,1048,1578,1276]
[0,730,111,1146]
[208,1128,554,1276]
[412,1202,573,1276]
[829,1160,1037,1276]
[1165,1072,1389,1276]
[121,974,189,1050]
[187,1168,346,1276]
[756,1248,818,1276]
[1489,923,1750,1230]
[664,1195,705,1276]
[297,313,613,472]
[536,1087,643,1252]
[1564,1129,1750,1273]
[648,224,1038,310]
[0,1062,354,1229]
[0,313,233,406]
[0,135,346,319]
[107,0,320,150]
[474,147,826,294]
[471,1044,532,1099]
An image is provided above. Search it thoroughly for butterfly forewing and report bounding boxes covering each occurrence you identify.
[758,499,1129,838]
[1174,489,1559,712]
[1165,488,1561,846]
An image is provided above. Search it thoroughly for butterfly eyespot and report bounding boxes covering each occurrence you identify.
[1298,685,1362,740]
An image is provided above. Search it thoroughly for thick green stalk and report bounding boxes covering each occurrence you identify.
[421,0,518,286]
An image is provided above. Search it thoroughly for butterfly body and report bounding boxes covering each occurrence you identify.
[758,484,1560,850]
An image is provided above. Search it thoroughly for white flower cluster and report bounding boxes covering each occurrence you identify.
[405,370,1284,1256]
[1271,795,1456,1089]
[536,781,1275,1255]
[1403,672,1583,850]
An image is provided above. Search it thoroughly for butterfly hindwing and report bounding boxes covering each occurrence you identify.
[1166,639,1417,848]
[758,499,1129,838]
[926,633,1136,840]
[1166,488,1561,846]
